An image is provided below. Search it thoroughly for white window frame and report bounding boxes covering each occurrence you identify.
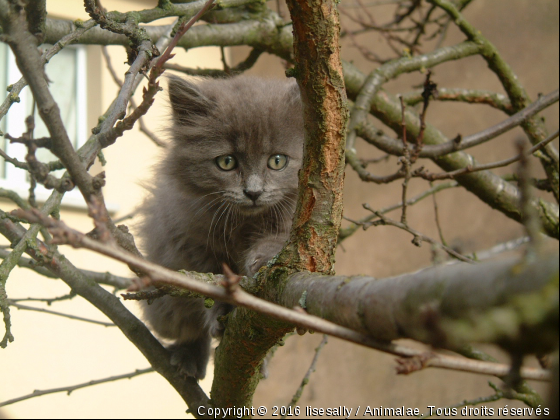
[0,45,89,209]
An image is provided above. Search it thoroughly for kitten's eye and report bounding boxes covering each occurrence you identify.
[268,154,288,170]
[215,155,237,171]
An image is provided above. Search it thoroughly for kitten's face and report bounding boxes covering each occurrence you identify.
[165,75,304,217]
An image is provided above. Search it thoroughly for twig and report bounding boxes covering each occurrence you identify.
[0,368,154,408]
[346,148,405,184]
[96,0,216,150]
[0,19,97,123]
[101,46,166,148]
[10,291,77,305]
[345,40,481,152]
[356,89,559,159]
[399,96,412,224]
[516,140,544,260]
[470,237,530,261]
[5,116,74,193]
[153,0,216,72]
[0,149,30,170]
[414,130,559,181]
[429,0,559,202]
[0,188,31,210]
[338,181,459,242]
[422,89,559,158]
[0,200,211,412]
[8,301,116,327]
[361,204,474,263]
[360,154,391,166]
[419,382,503,418]
[0,7,98,202]
[163,47,264,77]
[0,248,132,289]
[282,335,328,418]
[113,212,135,224]
[431,182,447,246]
[401,87,513,113]
[0,220,43,348]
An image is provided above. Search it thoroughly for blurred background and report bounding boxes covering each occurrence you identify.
[0,0,558,418]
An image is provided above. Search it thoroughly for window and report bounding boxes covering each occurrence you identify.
[0,42,88,208]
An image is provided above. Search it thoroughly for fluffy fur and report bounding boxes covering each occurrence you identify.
[139,75,304,379]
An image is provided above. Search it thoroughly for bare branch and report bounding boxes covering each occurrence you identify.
[361,204,474,263]
[0,248,132,289]
[283,335,328,417]
[8,301,116,327]
[0,368,154,408]
[343,60,560,239]
[345,41,481,151]
[356,89,559,159]
[401,87,513,113]
[428,0,559,203]
[0,198,211,412]
[339,181,459,242]
[164,47,264,77]
[414,130,559,180]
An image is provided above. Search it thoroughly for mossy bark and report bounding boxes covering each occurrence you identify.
[279,0,348,274]
[210,0,348,412]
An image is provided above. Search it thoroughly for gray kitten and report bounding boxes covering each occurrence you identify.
[139,75,303,380]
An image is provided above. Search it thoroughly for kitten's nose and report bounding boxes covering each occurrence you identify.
[243,189,262,202]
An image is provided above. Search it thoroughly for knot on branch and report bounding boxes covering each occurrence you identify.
[221,263,241,294]
[396,352,436,375]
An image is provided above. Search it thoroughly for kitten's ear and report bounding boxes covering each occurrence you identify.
[167,76,214,123]
[285,80,302,106]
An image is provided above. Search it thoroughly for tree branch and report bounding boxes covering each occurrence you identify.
[8,301,116,327]
[280,254,558,353]
[357,89,559,159]
[0,368,154,408]
[10,208,557,382]
[401,87,513,113]
[342,60,560,239]
[428,0,559,203]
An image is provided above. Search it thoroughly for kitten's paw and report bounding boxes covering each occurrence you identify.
[168,337,211,380]
[243,236,287,276]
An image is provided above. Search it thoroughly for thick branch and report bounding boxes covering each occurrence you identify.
[12,208,554,383]
[281,254,559,353]
[43,12,294,60]
[280,0,348,274]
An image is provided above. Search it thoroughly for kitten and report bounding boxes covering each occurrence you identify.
[139,75,304,380]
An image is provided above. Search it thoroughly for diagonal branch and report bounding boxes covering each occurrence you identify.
[11,207,555,383]
[428,0,559,203]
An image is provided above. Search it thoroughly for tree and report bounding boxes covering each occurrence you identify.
[0,0,558,417]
